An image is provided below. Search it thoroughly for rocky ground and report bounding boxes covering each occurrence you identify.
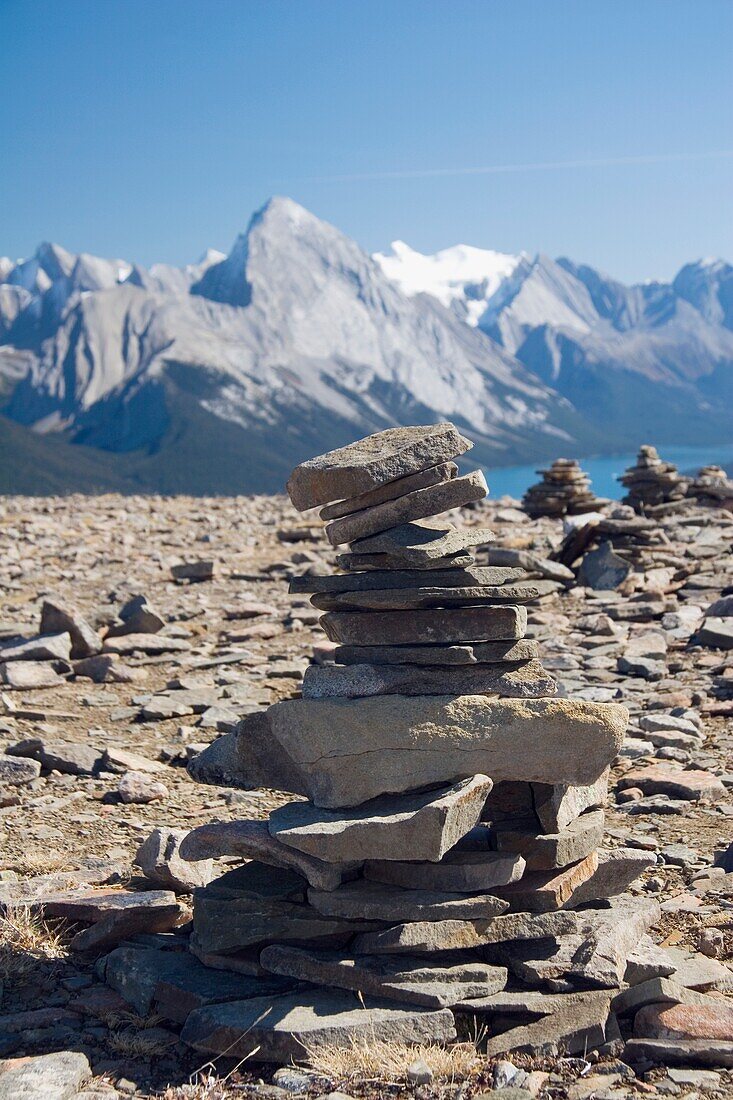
[0,491,731,1100]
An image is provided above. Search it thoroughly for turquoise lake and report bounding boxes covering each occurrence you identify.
[483,443,733,501]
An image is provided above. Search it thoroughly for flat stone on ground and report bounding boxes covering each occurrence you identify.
[268,775,493,863]
[180,989,456,1061]
[618,765,727,803]
[0,1051,91,1100]
[310,583,540,611]
[286,423,472,511]
[622,1037,733,1067]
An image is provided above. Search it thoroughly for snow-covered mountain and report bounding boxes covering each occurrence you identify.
[1,199,731,494]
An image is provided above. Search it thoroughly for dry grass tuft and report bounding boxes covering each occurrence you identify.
[8,850,67,876]
[303,1037,483,1083]
[162,1070,242,1099]
[0,904,67,985]
[108,1024,178,1057]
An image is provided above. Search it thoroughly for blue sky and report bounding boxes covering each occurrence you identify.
[2,0,731,281]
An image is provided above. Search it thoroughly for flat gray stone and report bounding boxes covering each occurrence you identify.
[302,660,557,700]
[353,911,589,955]
[325,470,488,546]
[334,639,540,666]
[259,944,507,1008]
[179,819,356,891]
[491,809,606,870]
[697,617,733,649]
[287,424,472,511]
[181,989,456,1062]
[613,977,716,1016]
[268,775,492,863]
[103,633,191,655]
[348,520,494,564]
[321,606,528,645]
[336,550,475,572]
[492,852,600,912]
[290,565,523,595]
[311,583,540,611]
[7,738,101,776]
[320,461,458,519]
[192,696,628,808]
[192,864,379,954]
[0,1051,91,1099]
[0,632,71,663]
[365,850,525,893]
[308,879,508,922]
[0,662,64,689]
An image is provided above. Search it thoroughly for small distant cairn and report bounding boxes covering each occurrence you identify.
[688,464,733,509]
[522,458,606,519]
[618,445,688,514]
[175,424,654,1065]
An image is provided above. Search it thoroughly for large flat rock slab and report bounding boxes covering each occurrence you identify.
[307,879,508,922]
[320,462,459,519]
[325,470,488,545]
[302,659,557,699]
[321,606,528,645]
[334,639,540,666]
[180,989,456,1061]
[290,565,523,595]
[287,424,472,511]
[268,775,492,863]
[311,583,540,611]
[259,944,507,1008]
[260,695,628,807]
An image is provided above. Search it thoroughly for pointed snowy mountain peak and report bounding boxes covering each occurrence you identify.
[374,239,522,326]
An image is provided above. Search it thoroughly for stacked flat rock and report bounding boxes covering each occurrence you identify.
[181,424,648,1063]
[619,445,688,513]
[522,458,606,519]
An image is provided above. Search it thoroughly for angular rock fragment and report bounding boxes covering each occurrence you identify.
[493,852,600,912]
[40,597,101,659]
[0,662,64,689]
[268,775,492,863]
[135,828,214,893]
[484,990,612,1056]
[180,818,357,891]
[563,847,655,908]
[290,565,523,595]
[0,633,72,662]
[286,423,472,511]
[348,520,493,565]
[490,809,606,870]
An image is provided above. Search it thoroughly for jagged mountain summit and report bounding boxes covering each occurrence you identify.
[1,197,731,494]
[0,199,593,493]
[383,244,733,447]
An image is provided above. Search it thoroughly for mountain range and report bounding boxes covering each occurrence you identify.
[1,197,731,494]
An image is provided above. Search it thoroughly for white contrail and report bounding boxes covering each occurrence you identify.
[310,150,733,183]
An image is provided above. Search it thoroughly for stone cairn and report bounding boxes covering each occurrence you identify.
[688,464,733,509]
[522,458,607,519]
[179,424,657,1065]
[619,445,688,514]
